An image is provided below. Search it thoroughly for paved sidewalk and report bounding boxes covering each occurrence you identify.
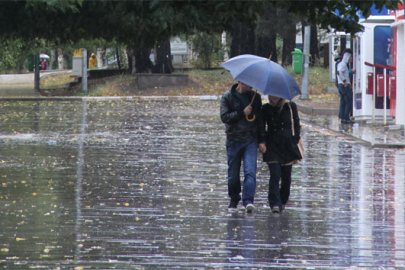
[0,98,404,269]
[1,71,403,149]
[0,70,70,85]
[0,90,403,148]
[0,70,71,96]
[295,100,405,148]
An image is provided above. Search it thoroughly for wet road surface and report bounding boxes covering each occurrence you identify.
[0,99,404,269]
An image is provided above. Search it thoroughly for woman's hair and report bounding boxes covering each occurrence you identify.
[270,97,286,112]
[275,98,285,108]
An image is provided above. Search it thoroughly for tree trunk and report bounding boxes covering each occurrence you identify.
[97,48,103,68]
[255,2,277,61]
[58,48,64,70]
[34,53,40,92]
[230,24,239,58]
[128,47,154,74]
[136,47,153,73]
[310,24,319,66]
[153,39,173,74]
[18,60,25,73]
[50,50,56,70]
[116,47,121,72]
[256,35,277,62]
[132,54,136,75]
[230,21,255,57]
[279,7,296,66]
[323,42,329,68]
[126,48,135,74]
[101,48,106,68]
[282,31,296,66]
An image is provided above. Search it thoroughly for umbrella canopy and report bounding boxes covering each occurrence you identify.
[40,53,50,59]
[221,54,301,101]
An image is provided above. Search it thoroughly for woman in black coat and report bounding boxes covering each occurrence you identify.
[259,95,302,213]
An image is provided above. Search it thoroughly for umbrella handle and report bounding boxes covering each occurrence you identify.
[246,89,257,122]
[249,90,257,106]
[246,114,256,122]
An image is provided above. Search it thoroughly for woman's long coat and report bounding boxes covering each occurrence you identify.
[260,101,302,164]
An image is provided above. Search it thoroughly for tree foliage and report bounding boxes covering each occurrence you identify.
[0,0,264,46]
[230,0,401,67]
[191,32,223,69]
[0,38,49,72]
[0,0,265,73]
[1,0,401,44]
[0,0,401,73]
[282,0,402,34]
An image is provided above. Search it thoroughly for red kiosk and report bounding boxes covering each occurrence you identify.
[364,62,396,125]
[353,3,404,127]
[352,15,395,124]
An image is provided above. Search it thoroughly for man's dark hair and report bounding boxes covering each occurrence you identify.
[343,48,353,55]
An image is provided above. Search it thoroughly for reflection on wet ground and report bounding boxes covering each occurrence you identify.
[301,113,405,147]
[0,99,404,269]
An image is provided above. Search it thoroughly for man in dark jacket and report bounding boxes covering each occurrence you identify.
[220,82,262,213]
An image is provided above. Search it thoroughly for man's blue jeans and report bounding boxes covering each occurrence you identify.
[226,138,257,206]
[338,83,353,120]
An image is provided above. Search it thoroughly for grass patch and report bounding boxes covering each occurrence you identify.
[38,66,338,102]
[179,69,235,95]
[40,72,76,88]
[84,75,134,96]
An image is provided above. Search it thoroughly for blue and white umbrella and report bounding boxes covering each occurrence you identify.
[40,53,50,59]
[221,54,301,101]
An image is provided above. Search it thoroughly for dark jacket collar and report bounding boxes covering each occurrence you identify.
[230,83,254,97]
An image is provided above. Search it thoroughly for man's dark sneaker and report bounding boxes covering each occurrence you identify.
[228,200,239,212]
[271,206,280,213]
[245,204,255,213]
[341,119,354,124]
[281,204,286,211]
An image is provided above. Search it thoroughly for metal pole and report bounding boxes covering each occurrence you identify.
[372,67,375,123]
[82,49,88,94]
[352,39,355,118]
[301,26,310,100]
[403,26,405,135]
[383,68,387,125]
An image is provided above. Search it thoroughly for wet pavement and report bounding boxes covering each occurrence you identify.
[300,111,405,149]
[0,71,69,97]
[0,98,405,269]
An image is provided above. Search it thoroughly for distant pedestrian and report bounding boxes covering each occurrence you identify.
[41,59,46,70]
[88,52,98,68]
[337,50,354,124]
[220,82,262,213]
[333,46,341,62]
[258,95,302,213]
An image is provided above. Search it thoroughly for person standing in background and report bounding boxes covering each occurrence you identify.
[88,52,98,68]
[337,50,354,124]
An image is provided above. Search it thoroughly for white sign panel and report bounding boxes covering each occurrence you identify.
[171,38,188,55]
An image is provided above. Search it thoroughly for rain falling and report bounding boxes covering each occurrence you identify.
[0,99,404,269]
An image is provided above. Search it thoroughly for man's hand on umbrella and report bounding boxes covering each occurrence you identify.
[244,105,252,116]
